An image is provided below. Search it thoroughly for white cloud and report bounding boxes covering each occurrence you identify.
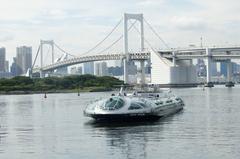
[171,16,206,31]
[1,0,240,64]
[42,9,69,20]
[137,0,166,7]
[0,33,14,42]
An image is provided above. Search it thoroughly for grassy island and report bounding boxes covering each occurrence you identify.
[0,75,123,94]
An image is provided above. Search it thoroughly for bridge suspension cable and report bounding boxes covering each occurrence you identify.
[130,21,170,66]
[96,20,138,55]
[54,43,76,57]
[43,45,52,64]
[143,18,170,49]
[31,45,41,70]
[130,21,155,51]
[79,18,123,56]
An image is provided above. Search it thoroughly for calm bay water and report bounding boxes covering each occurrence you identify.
[0,86,240,159]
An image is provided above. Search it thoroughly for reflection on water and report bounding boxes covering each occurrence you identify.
[0,88,240,159]
[84,116,178,159]
[0,99,7,153]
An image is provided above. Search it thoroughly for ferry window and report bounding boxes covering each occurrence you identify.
[129,104,142,110]
[100,97,125,110]
[176,98,181,101]
[128,102,146,110]
[156,101,163,105]
[166,100,172,103]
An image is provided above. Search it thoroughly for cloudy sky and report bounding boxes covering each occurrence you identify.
[1,0,240,64]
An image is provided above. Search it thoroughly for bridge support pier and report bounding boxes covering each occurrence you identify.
[123,59,129,84]
[205,48,214,87]
[225,59,234,87]
[140,60,145,85]
[172,51,176,66]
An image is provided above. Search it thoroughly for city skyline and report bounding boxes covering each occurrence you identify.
[1,0,240,64]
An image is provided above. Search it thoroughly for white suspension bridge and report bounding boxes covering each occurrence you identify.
[30,13,240,87]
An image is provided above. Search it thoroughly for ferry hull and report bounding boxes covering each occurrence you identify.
[88,114,161,121]
[84,107,183,121]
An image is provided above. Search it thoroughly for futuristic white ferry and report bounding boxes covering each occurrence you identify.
[84,88,184,121]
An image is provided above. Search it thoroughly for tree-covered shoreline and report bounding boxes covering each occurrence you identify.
[0,75,123,94]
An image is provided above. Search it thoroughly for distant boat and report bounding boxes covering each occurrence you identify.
[84,87,184,121]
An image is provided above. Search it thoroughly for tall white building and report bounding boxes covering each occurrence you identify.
[94,62,108,76]
[0,47,6,72]
[5,61,9,72]
[151,51,197,85]
[11,57,17,76]
[16,46,32,75]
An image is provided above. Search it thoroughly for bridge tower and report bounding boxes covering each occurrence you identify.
[39,40,55,78]
[123,13,145,84]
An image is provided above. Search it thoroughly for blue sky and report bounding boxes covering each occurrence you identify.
[1,0,240,64]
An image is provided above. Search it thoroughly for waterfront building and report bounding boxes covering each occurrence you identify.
[77,66,83,75]
[0,47,6,72]
[196,59,206,76]
[108,66,123,76]
[70,67,77,74]
[151,52,197,85]
[145,60,151,74]
[128,61,137,75]
[220,61,240,77]
[211,62,218,76]
[16,46,32,75]
[220,62,227,77]
[232,62,240,74]
[55,67,68,75]
[70,66,82,75]
[5,61,9,72]
[94,62,108,76]
[83,62,94,75]
[10,57,17,76]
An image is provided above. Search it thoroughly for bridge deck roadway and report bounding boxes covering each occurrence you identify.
[33,52,150,73]
[33,46,240,73]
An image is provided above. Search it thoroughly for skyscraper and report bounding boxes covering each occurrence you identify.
[220,61,240,77]
[70,66,83,75]
[5,61,9,72]
[220,62,227,77]
[11,57,17,76]
[0,47,6,72]
[94,62,108,76]
[128,61,137,75]
[211,62,218,76]
[16,46,32,75]
[83,62,94,75]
